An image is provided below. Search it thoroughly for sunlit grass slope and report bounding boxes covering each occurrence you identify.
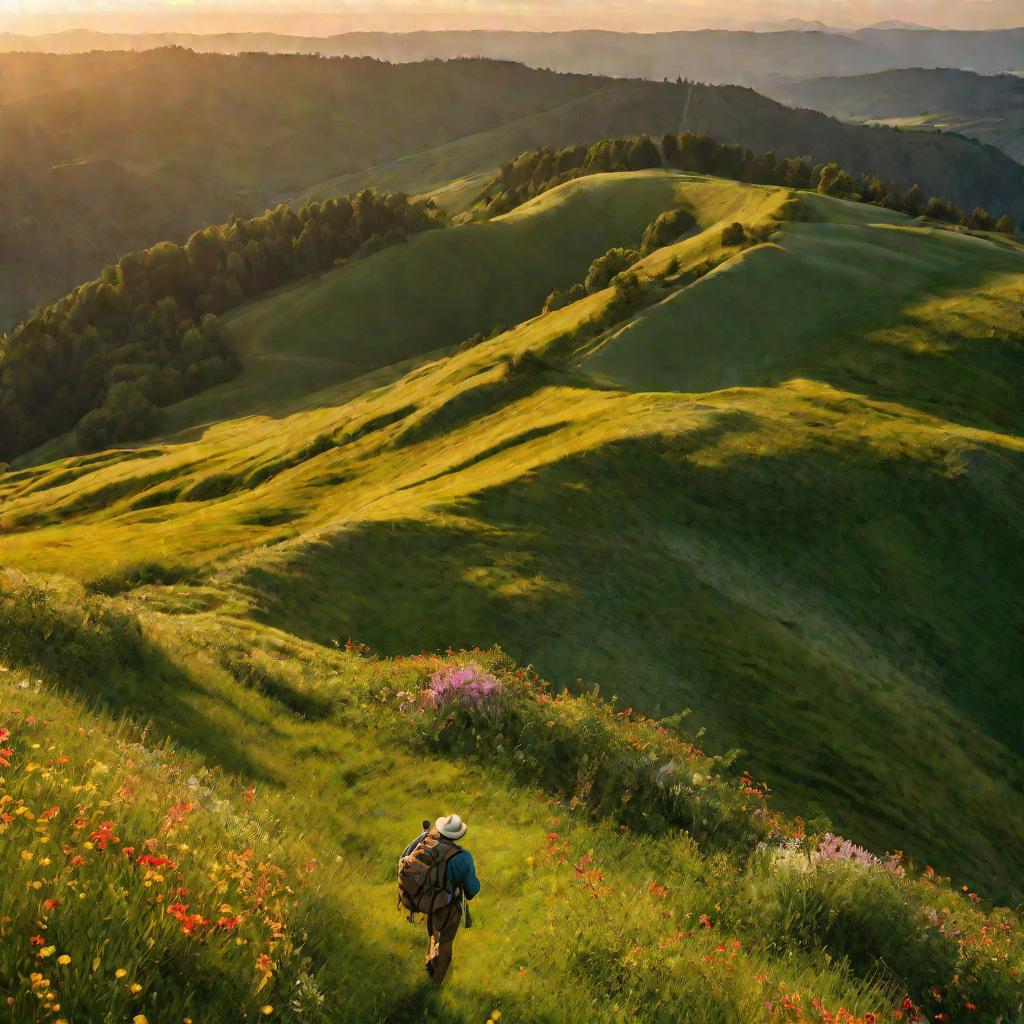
[171,171,688,428]
[2,172,1023,907]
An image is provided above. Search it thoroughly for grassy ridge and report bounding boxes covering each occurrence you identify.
[1,172,1023,907]
[176,172,688,427]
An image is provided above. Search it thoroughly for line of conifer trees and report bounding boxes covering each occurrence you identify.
[480,133,1018,236]
[0,189,443,460]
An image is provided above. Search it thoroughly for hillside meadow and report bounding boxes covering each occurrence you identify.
[2,170,1022,922]
[1,574,1022,1023]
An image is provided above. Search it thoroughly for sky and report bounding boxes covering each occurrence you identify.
[0,0,1021,34]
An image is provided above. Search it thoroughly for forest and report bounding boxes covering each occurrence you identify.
[0,189,443,460]
[479,131,1020,234]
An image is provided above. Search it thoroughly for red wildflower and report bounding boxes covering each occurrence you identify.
[42,899,60,911]
[29,935,45,946]
[0,727,9,742]
[39,806,59,821]
[0,747,12,768]
[217,915,242,930]
[69,855,85,868]
[136,854,176,869]
[88,821,119,850]
[699,914,712,928]
[167,902,208,936]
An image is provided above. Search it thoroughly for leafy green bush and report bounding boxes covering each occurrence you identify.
[640,207,697,255]
[722,222,747,247]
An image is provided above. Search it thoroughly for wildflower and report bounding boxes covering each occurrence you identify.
[88,821,119,850]
[133,1016,149,1024]
[42,899,60,911]
[699,914,712,928]
[38,946,55,958]
[427,665,502,711]
[162,801,193,831]
[136,854,176,869]
[57,955,71,966]
[261,1007,273,1016]
[29,935,45,946]
[115,969,128,979]
[129,983,143,994]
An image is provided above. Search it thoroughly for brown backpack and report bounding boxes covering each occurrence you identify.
[398,829,462,918]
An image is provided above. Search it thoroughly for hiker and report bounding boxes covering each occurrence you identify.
[398,813,481,984]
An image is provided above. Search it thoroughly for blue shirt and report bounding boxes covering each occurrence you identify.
[447,850,481,900]
[403,831,481,900]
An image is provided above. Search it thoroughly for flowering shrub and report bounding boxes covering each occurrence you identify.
[771,834,904,877]
[427,664,502,711]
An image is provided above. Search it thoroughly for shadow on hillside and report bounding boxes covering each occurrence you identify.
[0,581,281,784]
[235,425,1024,901]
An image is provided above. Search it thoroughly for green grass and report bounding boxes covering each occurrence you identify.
[1,170,1023,917]
[160,171,690,433]
[1,577,1020,1024]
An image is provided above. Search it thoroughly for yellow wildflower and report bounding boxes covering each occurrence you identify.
[133,1016,149,1024]
[129,983,143,994]
[261,1007,274,1016]
[39,946,55,958]
[57,955,71,966]
[115,968,128,979]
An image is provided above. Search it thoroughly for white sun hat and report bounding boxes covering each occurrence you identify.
[436,813,468,840]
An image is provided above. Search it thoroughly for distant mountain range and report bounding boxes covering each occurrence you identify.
[768,67,1024,162]
[748,19,932,33]
[1,27,1022,87]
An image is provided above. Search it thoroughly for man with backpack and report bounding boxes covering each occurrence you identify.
[398,813,481,984]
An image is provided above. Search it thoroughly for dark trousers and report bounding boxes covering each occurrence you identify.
[425,901,461,984]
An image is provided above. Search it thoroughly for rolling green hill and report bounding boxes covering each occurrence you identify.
[3,170,1023,919]
[4,47,1024,334]
[768,68,1024,163]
